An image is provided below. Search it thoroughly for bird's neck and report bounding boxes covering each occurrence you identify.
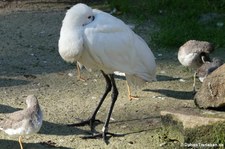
[58,26,84,63]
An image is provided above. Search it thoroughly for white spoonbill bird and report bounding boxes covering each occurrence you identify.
[58,3,156,143]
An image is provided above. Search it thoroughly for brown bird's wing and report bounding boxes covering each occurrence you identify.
[0,109,29,130]
[182,40,214,54]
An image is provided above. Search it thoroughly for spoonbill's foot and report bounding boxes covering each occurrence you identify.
[81,131,125,144]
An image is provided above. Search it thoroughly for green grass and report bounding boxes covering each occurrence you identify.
[107,0,225,49]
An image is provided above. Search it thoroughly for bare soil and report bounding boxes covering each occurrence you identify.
[0,1,224,149]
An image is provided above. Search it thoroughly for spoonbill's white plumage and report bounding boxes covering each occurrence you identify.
[58,3,156,143]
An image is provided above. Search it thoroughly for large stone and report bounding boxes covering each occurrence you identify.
[161,108,225,147]
[194,64,225,109]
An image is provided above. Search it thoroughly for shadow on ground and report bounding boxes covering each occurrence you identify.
[156,75,180,81]
[0,104,21,113]
[0,78,30,87]
[0,139,72,149]
[39,120,90,136]
[143,89,194,100]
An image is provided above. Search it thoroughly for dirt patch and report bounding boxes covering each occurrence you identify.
[0,2,224,149]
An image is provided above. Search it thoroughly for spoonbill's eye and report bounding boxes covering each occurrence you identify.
[88,16,92,19]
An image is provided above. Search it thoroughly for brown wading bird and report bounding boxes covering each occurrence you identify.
[58,3,156,143]
[178,40,214,92]
[0,95,42,149]
[196,57,224,82]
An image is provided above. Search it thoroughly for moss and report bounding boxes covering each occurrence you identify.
[107,0,225,49]
[184,123,225,148]
[161,115,185,143]
[162,117,225,148]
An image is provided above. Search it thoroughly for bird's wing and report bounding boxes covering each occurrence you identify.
[0,110,27,129]
[182,40,214,54]
[83,10,156,83]
[196,63,210,77]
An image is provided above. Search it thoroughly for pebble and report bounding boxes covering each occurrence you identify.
[179,79,186,82]
[157,53,163,57]
[68,73,74,77]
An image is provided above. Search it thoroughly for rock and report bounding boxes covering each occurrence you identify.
[194,64,225,109]
[160,108,225,145]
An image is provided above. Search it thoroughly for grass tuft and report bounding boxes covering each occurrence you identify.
[107,0,225,49]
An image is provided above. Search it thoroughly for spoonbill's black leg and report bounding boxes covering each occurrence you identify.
[81,74,124,144]
[102,74,119,143]
[68,70,111,132]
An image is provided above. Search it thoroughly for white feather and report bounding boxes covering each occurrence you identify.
[59,3,156,86]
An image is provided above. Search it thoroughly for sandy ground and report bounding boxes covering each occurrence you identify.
[0,2,225,149]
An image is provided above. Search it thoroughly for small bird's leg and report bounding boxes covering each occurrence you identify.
[68,70,112,131]
[192,72,197,94]
[19,136,23,149]
[76,64,86,81]
[201,55,206,64]
[126,81,139,100]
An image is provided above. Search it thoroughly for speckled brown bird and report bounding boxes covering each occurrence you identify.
[178,40,214,92]
[196,57,224,82]
[0,95,42,149]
